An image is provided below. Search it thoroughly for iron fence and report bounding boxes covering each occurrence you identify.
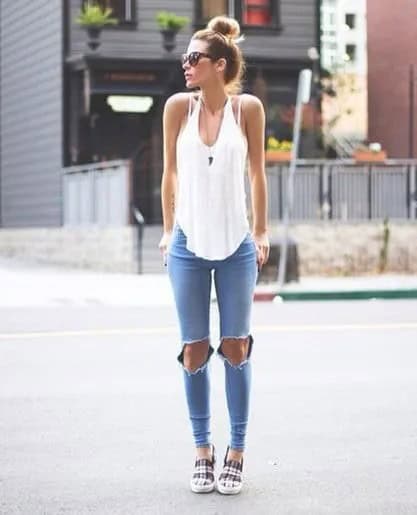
[62,160,132,226]
[62,159,417,226]
[265,160,417,222]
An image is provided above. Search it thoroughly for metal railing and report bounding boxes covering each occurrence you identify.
[265,159,417,222]
[62,160,132,226]
[63,159,417,226]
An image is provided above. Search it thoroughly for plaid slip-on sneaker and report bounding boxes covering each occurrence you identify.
[190,444,216,493]
[216,447,244,495]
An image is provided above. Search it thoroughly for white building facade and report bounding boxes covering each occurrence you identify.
[321,0,367,74]
[320,0,368,151]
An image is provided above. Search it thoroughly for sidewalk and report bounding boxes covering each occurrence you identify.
[1,256,417,307]
[0,257,174,308]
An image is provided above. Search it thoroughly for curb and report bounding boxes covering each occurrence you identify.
[254,289,417,302]
[253,291,277,302]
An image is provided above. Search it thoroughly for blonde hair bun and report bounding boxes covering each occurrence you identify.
[207,16,241,40]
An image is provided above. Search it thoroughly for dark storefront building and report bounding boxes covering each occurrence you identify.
[0,0,320,227]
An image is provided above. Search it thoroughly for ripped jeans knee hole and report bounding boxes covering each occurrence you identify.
[217,334,254,369]
[177,339,214,375]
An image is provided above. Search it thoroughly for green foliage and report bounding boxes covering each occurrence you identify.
[156,11,189,31]
[266,136,292,151]
[76,3,118,27]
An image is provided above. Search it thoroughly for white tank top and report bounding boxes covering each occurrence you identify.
[175,94,249,260]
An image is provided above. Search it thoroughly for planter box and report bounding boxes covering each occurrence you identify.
[160,28,180,53]
[265,150,292,162]
[354,150,387,162]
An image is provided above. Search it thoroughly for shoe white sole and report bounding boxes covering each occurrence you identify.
[190,481,215,493]
[216,481,243,495]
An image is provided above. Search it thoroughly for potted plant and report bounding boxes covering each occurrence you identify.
[353,142,387,162]
[156,11,189,53]
[76,2,118,51]
[265,136,293,162]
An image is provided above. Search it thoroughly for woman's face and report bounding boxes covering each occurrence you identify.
[182,39,224,89]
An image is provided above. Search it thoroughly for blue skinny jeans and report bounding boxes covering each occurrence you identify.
[167,224,258,451]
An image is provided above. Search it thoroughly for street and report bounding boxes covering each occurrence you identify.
[1,299,417,514]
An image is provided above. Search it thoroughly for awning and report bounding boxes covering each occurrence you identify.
[66,55,183,97]
[90,69,169,96]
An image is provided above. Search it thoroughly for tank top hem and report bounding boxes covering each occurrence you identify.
[175,216,250,260]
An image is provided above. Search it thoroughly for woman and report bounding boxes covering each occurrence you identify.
[159,15,269,495]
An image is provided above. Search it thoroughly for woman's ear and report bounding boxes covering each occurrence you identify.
[215,57,227,74]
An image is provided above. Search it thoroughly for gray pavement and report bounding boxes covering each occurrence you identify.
[1,298,417,514]
[2,255,417,307]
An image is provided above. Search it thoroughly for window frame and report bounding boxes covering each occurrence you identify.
[345,13,356,30]
[194,0,282,34]
[345,43,356,62]
[80,0,137,29]
[236,0,282,33]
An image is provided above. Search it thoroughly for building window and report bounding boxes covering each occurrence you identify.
[344,44,356,62]
[82,0,136,25]
[240,0,276,28]
[345,13,356,30]
[195,1,281,31]
[199,0,228,20]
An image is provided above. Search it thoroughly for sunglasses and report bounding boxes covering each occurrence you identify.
[181,51,213,67]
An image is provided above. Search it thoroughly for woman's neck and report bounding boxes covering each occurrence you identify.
[200,87,228,115]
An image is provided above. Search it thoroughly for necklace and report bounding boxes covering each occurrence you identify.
[200,97,227,166]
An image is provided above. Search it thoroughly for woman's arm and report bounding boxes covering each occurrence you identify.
[243,94,270,267]
[159,93,187,259]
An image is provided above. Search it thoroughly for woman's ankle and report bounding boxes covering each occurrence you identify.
[227,447,244,462]
[196,445,214,460]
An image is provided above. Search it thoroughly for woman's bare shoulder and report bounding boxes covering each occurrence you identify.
[238,93,264,111]
[164,92,196,112]
[232,94,264,121]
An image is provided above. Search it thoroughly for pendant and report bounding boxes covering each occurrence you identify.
[208,156,213,166]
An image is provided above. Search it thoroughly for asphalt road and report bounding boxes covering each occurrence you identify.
[1,300,417,515]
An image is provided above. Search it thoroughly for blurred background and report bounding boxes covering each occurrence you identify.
[1,5,417,514]
[0,0,416,277]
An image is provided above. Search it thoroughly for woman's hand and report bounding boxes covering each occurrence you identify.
[158,231,172,266]
[252,231,270,271]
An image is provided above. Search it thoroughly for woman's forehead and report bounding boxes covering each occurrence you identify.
[186,39,208,54]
